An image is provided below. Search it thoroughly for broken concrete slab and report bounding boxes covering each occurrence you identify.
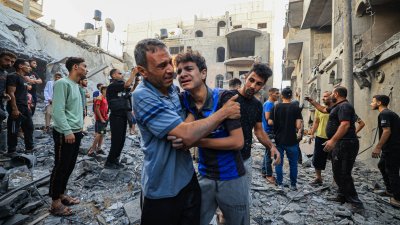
[0,167,7,179]
[99,169,118,182]
[2,214,29,225]
[282,212,302,224]
[123,198,141,225]
[0,190,29,218]
[19,200,43,214]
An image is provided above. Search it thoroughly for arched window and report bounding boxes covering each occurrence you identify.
[216,47,225,62]
[215,74,224,88]
[195,30,203,37]
[217,21,226,36]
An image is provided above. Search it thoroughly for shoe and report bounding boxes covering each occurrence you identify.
[115,162,125,169]
[275,184,284,191]
[290,185,298,191]
[104,162,119,169]
[389,197,400,208]
[350,202,365,214]
[327,195,346,204]
[310,178,323,186]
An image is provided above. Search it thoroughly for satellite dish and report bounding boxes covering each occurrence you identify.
[105,18,115,33]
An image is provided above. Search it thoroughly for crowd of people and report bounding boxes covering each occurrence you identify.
[0,38,399,224]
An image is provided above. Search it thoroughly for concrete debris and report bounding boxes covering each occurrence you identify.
[2,214,29,225]
[18,200,43,214]
[124,198,141,225]
[0,190,29,218]
[282,212,302,224]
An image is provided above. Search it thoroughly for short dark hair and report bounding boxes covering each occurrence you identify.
[65,57,85,72]
[269,88,279,93]
[134,39,167,69]
[100,85,107,92]
[0,51,17,59]
[281,87,293,99]
[248,63,272,83]
[175,51,207,73]
[109,69,118,78]
[333,86,347,98]
[228,78,242,88]
[54,72,62,78]
[96,83,103,90]
[28,59,36,64]
[373,95,390,106]
[14,58,28,70]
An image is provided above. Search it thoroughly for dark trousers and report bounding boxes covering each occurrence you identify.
[332,139,362,204]
[262,133,274,176]
[7,106,34,152]
[106,113,127,164]
[378,150,400,201]
[312,136,329,170]
[141,174,201,225]
[31,93,37,116]
[49,130,83,200]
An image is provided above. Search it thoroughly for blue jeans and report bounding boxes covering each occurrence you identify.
[275,144,299,186]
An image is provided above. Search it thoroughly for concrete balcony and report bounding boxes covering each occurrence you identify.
[287,0,304,28]
[224,57,255,66]
[301,0,332,29]
[226,28,262,59]
[0,0,43,19]
[283,61,295,81]
[286,41,303,60]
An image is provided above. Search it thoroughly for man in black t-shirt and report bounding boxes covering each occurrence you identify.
[269,88,302,190]
[307,86,364,210]
[24,59,43,116]
[370,95,400,208]
[6,59,34,154]
[0,51,17,153]
[104,68,139,169]
[232,63,280,197]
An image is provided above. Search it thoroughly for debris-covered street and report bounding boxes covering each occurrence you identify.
[0,103,399,225]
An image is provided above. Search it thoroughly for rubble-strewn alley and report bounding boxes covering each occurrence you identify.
[0,103,399,225]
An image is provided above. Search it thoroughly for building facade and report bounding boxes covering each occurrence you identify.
[125,1,274,91]
[283,0,400,162]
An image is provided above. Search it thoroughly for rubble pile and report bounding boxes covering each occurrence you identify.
[0,103,399,225]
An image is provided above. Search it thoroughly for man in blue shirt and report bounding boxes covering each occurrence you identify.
[132,39,241,225]
[261,88,280,183]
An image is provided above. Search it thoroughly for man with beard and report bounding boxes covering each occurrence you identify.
[24,59,43,115]
[308,91,332,186]
[49,57,87,216]
[232,64,280,199]
[132,40,240,225]
[174,51,247,225]
[0,51,16,152]
[6,59,34,154]
[78,76,90,119]
[370,95,400,208]
[306,86,364,211]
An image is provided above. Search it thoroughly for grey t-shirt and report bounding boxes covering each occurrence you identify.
[132,80,194,199]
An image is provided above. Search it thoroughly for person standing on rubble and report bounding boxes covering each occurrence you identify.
[43,72,62,133]
[0,51,16,153]
[49,57,87,216]
[370,95,400,208]
[6,59,35,155]
[305,86,364,211]
[24,59,43,116]
[104,68,139,169]
[132,39,240,225]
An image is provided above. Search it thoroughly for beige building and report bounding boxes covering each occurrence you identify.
[283,0,400,162]
[125,1,274,91]
[0,0,43,19]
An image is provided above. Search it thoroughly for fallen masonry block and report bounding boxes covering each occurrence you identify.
[19,200,43,214]
[0,167,7,179]
[3,214,29,225]
[123,198,141,225]
[0,190,29,218]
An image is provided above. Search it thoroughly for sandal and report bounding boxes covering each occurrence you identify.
[96,149,105,155]
[61,195,80,206]
[87,147,96,157]
[390,197,400,208]
[265,176,276,184]
[49,204,73,216]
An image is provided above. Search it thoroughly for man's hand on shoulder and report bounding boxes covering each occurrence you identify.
[221,94,240,119]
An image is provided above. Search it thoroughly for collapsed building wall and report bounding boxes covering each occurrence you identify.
[0,4,126,98]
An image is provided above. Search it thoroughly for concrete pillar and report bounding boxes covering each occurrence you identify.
[23,0,30,17]
[342,0,354,104]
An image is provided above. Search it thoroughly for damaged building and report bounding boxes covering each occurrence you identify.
[283,0,400,163]
[125,0,274,92]
[0,3,126,96]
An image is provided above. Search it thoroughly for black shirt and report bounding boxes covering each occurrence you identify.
[6,72,28,108]
[378,109,400,151]
[326,100,357,140]
[230,90,262,160]
[106,79,130,116]
[25,72,40,98]
[270,103,302,146]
